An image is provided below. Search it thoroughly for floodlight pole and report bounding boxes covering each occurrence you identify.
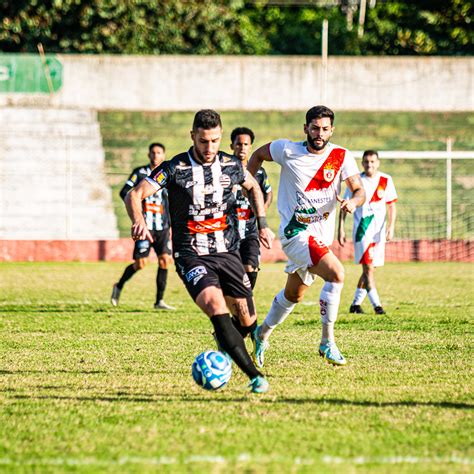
[446,137,453,240]
[321,19,328,104]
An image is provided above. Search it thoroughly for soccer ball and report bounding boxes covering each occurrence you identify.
[192,350,232,391]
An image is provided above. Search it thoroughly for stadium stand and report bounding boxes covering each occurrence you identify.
[0,106,118,240]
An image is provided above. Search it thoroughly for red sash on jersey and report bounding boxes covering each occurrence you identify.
[305,148,346,191]
[187,215,228,234]
[143,203,164,214]
[237,208,251,221]
[369,176,388,203]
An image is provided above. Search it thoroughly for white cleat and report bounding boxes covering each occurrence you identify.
[154,300,176,310]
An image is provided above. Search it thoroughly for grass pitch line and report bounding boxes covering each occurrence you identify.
[322,455,474,466]
[0,455,472,467]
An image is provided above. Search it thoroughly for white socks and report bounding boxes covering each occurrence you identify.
[368,288,381,308]
[260,289,296,340]
[352,287,367,305]
[320,282,343,344]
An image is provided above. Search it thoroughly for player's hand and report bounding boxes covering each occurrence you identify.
[131,221,154,242]
[338,231,346,247]
[336,194,357,214]
[259,227,274,249]
[386,227,394,242]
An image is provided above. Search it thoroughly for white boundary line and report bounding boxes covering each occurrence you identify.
[0,455,472,467]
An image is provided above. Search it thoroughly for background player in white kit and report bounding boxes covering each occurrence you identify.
[338,150,397,315]
[248,105,365,367]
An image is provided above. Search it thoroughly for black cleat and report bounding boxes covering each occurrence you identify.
[349,304,364,314]
[374,306,386,315]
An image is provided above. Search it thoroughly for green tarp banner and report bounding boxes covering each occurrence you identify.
[0,54,62,93]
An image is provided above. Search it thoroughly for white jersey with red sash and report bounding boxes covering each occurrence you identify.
[270,140,359,245]
[344,171,397,266]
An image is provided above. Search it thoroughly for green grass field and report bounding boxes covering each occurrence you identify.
[1,262,473,473]
[98,111,474,239]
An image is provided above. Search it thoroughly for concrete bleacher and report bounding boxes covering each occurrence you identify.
[0,107,118,239]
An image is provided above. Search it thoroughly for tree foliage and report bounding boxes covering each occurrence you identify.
[0,0,472,55]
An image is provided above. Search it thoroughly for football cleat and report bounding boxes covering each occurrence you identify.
[374,306,386,315]
[154,300,176,310]
[248,375,269,394]
[319,342,347,366]
[251,326,269,368]
[111,284,121,307]
[349,304,364,314]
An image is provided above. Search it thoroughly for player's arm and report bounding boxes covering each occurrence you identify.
[386,201,397,241]
[338,207,348,246]
[264,189,273,211]
[339,174,365,214]
[241,172,274,249]
[124,179,157,242]
[247,143,273,177]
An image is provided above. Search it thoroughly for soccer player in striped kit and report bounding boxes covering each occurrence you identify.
[231,127,273,289]
[248,105,365,367]
[125,110,274,393]
[111,143,175,310]
[338,150,398,315]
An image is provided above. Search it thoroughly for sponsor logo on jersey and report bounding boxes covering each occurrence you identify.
[187,215,228,234]
[219,174,232,187]
[143,203,163,214]
[185,265,207,282]
[237,208,251,221]
[189,203,228,216]
[185,180,198,188]
[154,169,168,186]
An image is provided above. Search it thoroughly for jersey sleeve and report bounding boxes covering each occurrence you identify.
[385,175,398,204]
[268,139,289,165]
[340,149,360,181]
[119,168,139,200]
[147,161,172,190]
[257,168,272,196]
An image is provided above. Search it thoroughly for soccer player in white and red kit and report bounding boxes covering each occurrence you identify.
[247,105,365,367]
[338,150,397,315]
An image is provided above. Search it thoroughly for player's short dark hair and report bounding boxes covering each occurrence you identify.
[305,105,335,125]
[230,127,255,144]
[192,109,222,131]
[149,142,165,152]
[363,150,379,159]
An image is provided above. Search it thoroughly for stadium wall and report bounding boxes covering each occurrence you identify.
[1,55,473,111]
[0,240,472,263]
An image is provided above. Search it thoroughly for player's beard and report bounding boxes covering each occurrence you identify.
[307,134,328,151]
[194,147,217,164]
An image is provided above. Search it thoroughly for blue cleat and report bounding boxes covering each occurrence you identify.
[319,342,347,366]
[252,326,269,368]
[248,375,269,394]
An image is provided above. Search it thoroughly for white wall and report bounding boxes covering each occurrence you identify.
[1,55,473,111]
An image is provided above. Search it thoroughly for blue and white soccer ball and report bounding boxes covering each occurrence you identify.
[192,350,232,391]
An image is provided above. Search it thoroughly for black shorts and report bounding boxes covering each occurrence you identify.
[239,236,260,269]
[175,251,252,301]
[133,228,172,260]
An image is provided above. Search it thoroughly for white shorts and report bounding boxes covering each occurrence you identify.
[354,241,385,267]
[281,231,331,287]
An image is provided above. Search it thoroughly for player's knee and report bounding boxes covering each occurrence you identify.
[158,255,170,269]
[328,267,344,284]
[134,259,147,270]
[284,287,305,304]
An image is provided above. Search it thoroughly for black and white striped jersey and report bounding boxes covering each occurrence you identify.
[146,148,246,258]
[235,167,271,240]
[120,164,170,231]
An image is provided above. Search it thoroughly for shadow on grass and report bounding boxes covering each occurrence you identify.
[4,389,473,410]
